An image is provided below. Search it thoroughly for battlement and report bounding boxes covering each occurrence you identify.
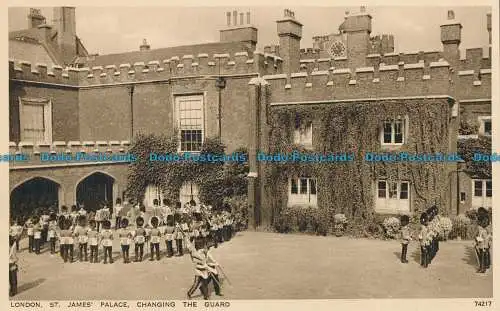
[299,48,321,60]
[263,60,490,103]
[9,140,132,167]
[10,52,283,86]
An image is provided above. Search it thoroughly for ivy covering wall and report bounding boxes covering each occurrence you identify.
[125,133,248,207]
[264,99,455,235]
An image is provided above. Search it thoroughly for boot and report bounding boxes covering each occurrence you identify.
[135,249,139,262]
[84,249,88,262]
[150,247,155,261]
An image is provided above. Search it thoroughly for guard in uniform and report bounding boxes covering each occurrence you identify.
[174,213,184,256]
[25,217,34,253]
[400,215,411,263]
[149,217,162,261]
[134,216,146,262]
[119,218,132,264]
[32,216,42,255]
[74,215,89,262]
[60,219,75,263]
[88,220,100,263]
[101,220,114,264]
[9,238,18,297]
[475,213,490,273]
[48,213,58,255]
[418,212,430,268]
[164,215,175,258]
[186,237,210,300]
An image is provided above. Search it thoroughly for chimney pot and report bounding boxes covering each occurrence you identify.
[226,12,231,27]
[233,10,237,26]
[246,12,250,24]
[240,12,244,25]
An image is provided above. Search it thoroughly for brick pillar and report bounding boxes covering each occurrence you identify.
[247,78,261,229]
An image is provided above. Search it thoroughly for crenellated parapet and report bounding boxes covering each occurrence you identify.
[9,140,132,167]
[10,51,283,86]
[264,60,458,102]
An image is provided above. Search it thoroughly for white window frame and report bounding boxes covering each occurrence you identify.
[380,117,407,146]
[375,180,410,213]
[175,95,204,153]
[288,177,318,207]
[143,184,164,211]
[293,119,313,148]
[472,179,492,209]
[478,116,492,136]
[18,97,52,144]
[473,179,492,198]
[179,181,200,206]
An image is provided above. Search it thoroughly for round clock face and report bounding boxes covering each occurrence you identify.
[328,40,346,58]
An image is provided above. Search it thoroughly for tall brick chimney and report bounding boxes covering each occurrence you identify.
[339,6,372,69]
[277,9,302,75]
[220,10,258,51]
[28,8,46,28]
[53,7,77,65]
[487,12,491,58]
[440,10,462,65]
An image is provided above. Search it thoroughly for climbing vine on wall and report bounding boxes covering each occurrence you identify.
[125,133,248,207]
[265,99,453,235]
[458,136,491,178]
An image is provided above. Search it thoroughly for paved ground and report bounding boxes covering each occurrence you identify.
[11,231,492,300]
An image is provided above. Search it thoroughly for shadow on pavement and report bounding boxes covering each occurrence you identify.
[18,278,46,295]
[462,245,479,267]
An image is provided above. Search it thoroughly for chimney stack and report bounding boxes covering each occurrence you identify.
[140,38,151,51]
[53,7,77,65]
[487,13,492,45]
[220,10,257,51]
[28,8,46,28]
[277,9,303,75]
[339,6,372,69]
[440,9,462,65]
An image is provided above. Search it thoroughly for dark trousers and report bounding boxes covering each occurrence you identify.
[150,243,160,260]
[28,235,34,253]
[420,246,429,268]
[478,249,486,272]
[187,276,209,299]
[41,228,48,246]
[50,238,56,254]
[90,245,98,263]
[96,221,101,232]
[176,239,183,256]
[217,230,223,243]
[135,243,144,261]
[79,243,88,261]
[210,274,222,295]
[34,238,41,254]
[166,241,174,257]
[115,217,122,230]
[401,243,408,262]
[485,248,491,268]
[103,246,113,263]
[63,244,74,262]
[121,245,130,263]
[211,231,218,248]
[9,265,18,296]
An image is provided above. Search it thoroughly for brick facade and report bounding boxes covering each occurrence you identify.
[9,8,491,227]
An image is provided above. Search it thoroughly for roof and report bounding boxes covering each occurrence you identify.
[81,41,253,67]
[9,40,57,68]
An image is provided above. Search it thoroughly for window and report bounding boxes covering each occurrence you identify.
[460,192,466,203]
[486,180,492,197]
[143,185,164,210]
[478,116,492,136]
[471,179,492,209]
[179,181,200,206]
[288,177,317,206]
[376,180,410,213]
[176,95,204,152]
[474,180,483,197]
[293,119,312,147]
[381,119,405,145]
[19,97,52,143]
[484,120,492,136]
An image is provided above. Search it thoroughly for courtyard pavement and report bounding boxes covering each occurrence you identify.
[10,231,492,300]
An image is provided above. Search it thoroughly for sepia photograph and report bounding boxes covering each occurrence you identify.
[6,2,495,306]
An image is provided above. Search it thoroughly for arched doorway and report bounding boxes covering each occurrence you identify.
[76,172,115,212]
[10,177,60,220]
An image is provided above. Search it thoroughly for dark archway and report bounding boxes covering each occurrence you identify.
[76,172,114,212]
[10,177,60,220]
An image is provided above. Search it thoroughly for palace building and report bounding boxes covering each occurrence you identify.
[9,7,492,227]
